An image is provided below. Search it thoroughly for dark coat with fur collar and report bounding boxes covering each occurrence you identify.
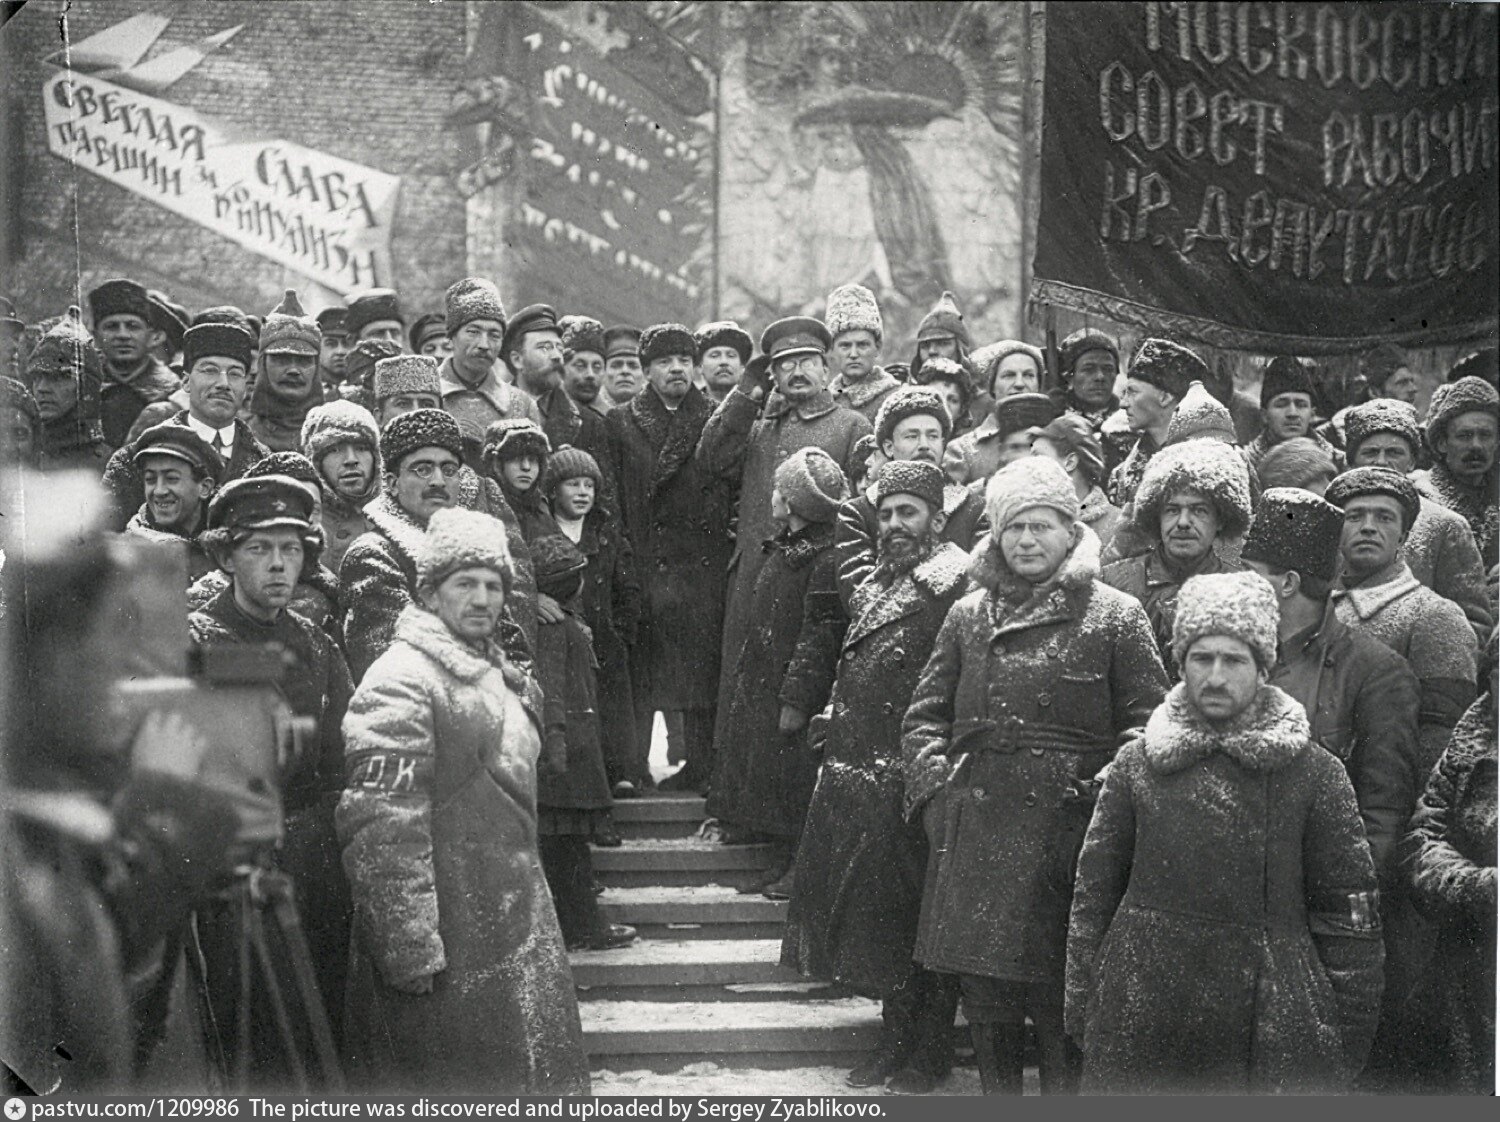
[1065,685,1385,1094]
[901,527,1167,985]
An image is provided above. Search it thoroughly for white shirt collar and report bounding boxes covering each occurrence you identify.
[184,412,236,448]
[555,514,585,543]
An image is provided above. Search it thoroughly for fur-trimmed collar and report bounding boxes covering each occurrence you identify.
[125,504,199,543]
[627,383,715,496]
[105,356,180,401]
[967,522,1102,595]
[845,541,969,647]
[910,539,971,597]
[1143,683,1309,773]
[394,604,504,683]
[829,367,899,409]
[1334,559,1420,620]
[1079,485,1115,525]
[365,491,428,569]
[766,520,836,568]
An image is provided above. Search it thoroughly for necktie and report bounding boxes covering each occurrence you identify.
[212,432,227,455]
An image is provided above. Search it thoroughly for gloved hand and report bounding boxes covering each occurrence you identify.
[778,705,808,736]
[738,355,773,401]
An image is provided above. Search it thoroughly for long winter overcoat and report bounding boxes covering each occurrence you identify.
[1065,684,1386,1094]
[832,481,986,610]
[604,385,734,711]
[534,601,613,814]
[336,606,589,1095]
[783,541,971,996]
[901,528,1167,984]
[707,521,846,838]
[576,511,643,785]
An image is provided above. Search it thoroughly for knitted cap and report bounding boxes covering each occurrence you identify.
[984,455,1080,537]
[872,459,945,513]
[301,399,380,463]
[1256,437,1337,492]
[543,445,603,495]
[260,289,320,355]
[559,315,606,359]
[912,355,975,410]
[182,323,254,371]
[147,291,190,352]
[694,320,753,363]
[1035,414,1106,486]
[1360,343,1408,391]
[1172,571,1280,670]
[445,277,507,337]
[408,312,448,354]
[1058,328,1119,375]
[640,322,697,366]
[825,283,882,342]
[972,339,1045,391]
[1325,466,1421,533]
[1344,398,1421,458]
[416,507,513,591]
[1260,356,1316,408]
[345,288,404,336]
[1425,374,1499,448]
[993,392,1059,440]
[1134,437,1253,537]
[87,278,151,324]
[1164,381,1236,446]
[1446,347,1498,388]
[380,408,463,471]
[346,339,401,389]
[1128,338,1206,400]
[500,304,558,361]
[874,384,951,447]
[1243,488,1343,583]
[915,291,969,348]
[28,309,104,386]
[373,354,441,402]
[133,420,225,482]
[773,446,848,524]
[482,417,550,466]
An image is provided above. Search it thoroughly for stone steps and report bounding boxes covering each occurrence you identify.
[593,838,777,888]
[611,795,707,840]
[598,885,787,940]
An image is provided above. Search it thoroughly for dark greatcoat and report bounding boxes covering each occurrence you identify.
[100,357,180,450]
[1065,685,1386,1094]
[783,541,971,996]
[707,521,846,839]
[534,587,614,816]
[901,528,1167,985]
[832,480,987,611]
[575,511,643,786]
[604,385,734,711]
[101,410,269,530]
[336,606,589,1094]
[1102,543,1239,679]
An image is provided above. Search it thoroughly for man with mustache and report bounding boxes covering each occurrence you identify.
[1102,437,1252,678]
[694,320,751,407]
[787,460,969,1095]
[560,315,608,418]
[99,321,269,528]
[439,278,539,470]
[1107,338,1204,506]
[1242,356,1342,477]
[825,283,900,424]
[123,420,224,584]
[1413,367,1499,567]
[28,310,113,473]
[247,289,326,454]
[86,279,182,449]
[301,399,382,574]
[834,384,986,607]
[600,325,644,412]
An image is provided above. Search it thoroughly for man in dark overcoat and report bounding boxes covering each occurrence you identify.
[902,456,1167,1095]
[785,461,967,1095]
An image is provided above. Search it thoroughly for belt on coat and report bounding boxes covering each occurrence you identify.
[945,717,1116,756]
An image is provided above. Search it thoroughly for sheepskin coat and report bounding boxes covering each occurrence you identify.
[901,528,1167,985]
[336,606,588,1095]
[1400,494,1495,642]
[783,541,971,997]
[832,481,987,610]
[1413,461,1499,566]
[829,367,902,423]
[1065,685,1386,1095]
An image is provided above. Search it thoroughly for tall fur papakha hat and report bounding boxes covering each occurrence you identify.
[482,416,550,467]
[416,507,514,592]
[874,384,951,448]
[1128,338,1207,400]
[87,278,152,325]
[301,399,380,463]
[379,408,463,472]
[1164,381,1236,446]
[1242,488,1344,583]
[445,277,507,337]
[1256,437,1338,493]
[639,323,697,366]
[182,323,254,372]
[984,455,1080,538]
[373,354,441,402]
[345,288,404,336]
[911,355,976,411]
[1344,398,1421,458]
[260,290,320,356]
[872,459,945,514]
[543,445,602,496]
[773,446,848,524]
[1172,570,1280,671]
[559,315,606,360]
[1259,355,1316,408]
[824,283,882,343]
[1424,374,1499,449]
[694,321,753,364]
[1325,465,1421,534]
[1133,436,1253,538]
[1058,328,1119,375]
[915,290,969,348]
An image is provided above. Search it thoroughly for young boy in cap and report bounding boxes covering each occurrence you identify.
[88,278,181,448]
[248,290,326,453]
[124,420,225,584]
[28,310,113,472]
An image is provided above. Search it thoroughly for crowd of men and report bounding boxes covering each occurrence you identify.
[0,275,1495,1097]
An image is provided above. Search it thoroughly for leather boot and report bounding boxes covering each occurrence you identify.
[970,1024,1024,1095]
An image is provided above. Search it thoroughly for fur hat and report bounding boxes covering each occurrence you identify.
[1058,328,1119,375]
[1326,466,1421,533]
[380,408,463,471]
[347,339,401,390]
[1344,398,1421,459]
[872,459,945,513]
[192,305,256,337]
[1035,414,1106,486]
[345,288,404,337]
[1424,374,1499,449]
[559,315,606,360]
[825,283,882,342]
[773,446,848,524]
[301,399,380,463]
[1164,381,1236,446]
[915,290,969,349]
[416,507,514,592]
[28,309,104,386]
[993,391,1058,440]
[911,355,975,411]
[373,354,441,402]
[482,417,550,466]
[694,321,753,363]
[87,279,152,325]
[500,304,558,363]
[1172,571,1280,670]
[260,290,320,356]
[1134,437,1253,538]
[147,291,190,352]
[408,312,448,355]
[1243,488,1343,583]
[1360,343,1409,392]
[984,455,1080,537]
[543,445,602,495]
[640,323,697,366]
[874,385,951,448]
[445,277,507,337]
[1446,347,1498,388]
[1259,356,1316,408]
[848,434,880,484]
[1256,437,1337,492]
[1128,338,1206,400]
[182,323,254,372]
[972,339,1045,392]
